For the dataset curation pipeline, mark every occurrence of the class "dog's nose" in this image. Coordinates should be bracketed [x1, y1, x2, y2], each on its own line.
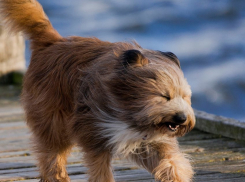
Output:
[173, 112, 187, 124]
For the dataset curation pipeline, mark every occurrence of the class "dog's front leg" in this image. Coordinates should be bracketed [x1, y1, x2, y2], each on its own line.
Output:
[153, 139, 193, 182]
[128, 139, 193, 182]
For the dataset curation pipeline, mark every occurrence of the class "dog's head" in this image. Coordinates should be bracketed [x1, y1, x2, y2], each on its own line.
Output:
[109, 49, 195, 138]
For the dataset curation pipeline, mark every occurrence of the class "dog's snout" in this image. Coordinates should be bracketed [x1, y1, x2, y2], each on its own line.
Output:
[173, 112, 187, 124]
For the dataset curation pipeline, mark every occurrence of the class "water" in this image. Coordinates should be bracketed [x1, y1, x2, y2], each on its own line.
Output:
[25, 0, 245, 122]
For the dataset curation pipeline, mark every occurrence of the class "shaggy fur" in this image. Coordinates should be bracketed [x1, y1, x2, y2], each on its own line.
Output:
[0, 0, 196, 181]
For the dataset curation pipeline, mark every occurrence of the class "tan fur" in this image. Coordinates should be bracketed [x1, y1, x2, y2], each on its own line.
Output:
[128, 138, 193, 182]
[0, 0, 61, 48]
[0, 0, 195, 181]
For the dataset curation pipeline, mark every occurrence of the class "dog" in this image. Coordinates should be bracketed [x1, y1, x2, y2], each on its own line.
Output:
[0, 0, 196, 181]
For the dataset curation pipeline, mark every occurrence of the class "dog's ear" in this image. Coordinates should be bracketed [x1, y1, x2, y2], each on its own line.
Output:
[159, 51, 180, 68]
[122, 50, 148, 67]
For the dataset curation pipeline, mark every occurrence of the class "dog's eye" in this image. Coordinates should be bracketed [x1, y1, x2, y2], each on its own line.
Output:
[161, 95, 170, 101]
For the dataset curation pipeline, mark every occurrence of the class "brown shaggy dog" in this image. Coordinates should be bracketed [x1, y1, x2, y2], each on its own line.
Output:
[0, 0, 196, 181]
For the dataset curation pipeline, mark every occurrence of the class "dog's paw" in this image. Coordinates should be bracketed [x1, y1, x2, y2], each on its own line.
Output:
[39, 177, 70, 182]
[153, 154, 193, 182]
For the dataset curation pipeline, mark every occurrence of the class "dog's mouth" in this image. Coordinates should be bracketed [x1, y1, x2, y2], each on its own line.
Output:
[142, 122, 183, 140]
[167, 122, 179, 132]
[156, 122, 180, 132]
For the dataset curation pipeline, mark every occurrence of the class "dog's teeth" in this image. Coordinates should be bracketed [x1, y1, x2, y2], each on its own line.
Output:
[169, 125, 174, 131]
[168, 124, 179, 132]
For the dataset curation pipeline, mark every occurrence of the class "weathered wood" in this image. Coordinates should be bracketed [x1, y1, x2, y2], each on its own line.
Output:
[0, 108, 24, 118]
[195, 110, 245, 141]
[0, 140, 30, 153]
[0, 150, 31, 158]
[195, 172, 245, 182]
[0, 103, 245, 181]
[195, 161, 245, 173]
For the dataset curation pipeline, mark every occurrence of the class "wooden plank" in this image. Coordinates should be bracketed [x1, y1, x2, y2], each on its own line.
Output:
[0, 150, 31, 158]
[68, 169, 154, 182]
[195, 160, 245, 173]
[0, 162, 35, 171]
[0, 162, 140, 181]
[0, 128, 29, 140]
[114, 169, 153, 181]
[0, 166, 37, 175]
[0, 114, 25, 123]
[16, 167, 243, 182]
[191, 150, 245, 163]
[0, 170, 39, 181]
[195, 110, 245, 141]
[9, 180, 39, 182]
[180, 138, 245, 151]
[0, 107, 245, 181]
[195, 172, 245, 182]
[0, 121, 26, 129]
[0, 107, 23, 117]
[178, 132, 220, 142]
[0, 140, 30, 153]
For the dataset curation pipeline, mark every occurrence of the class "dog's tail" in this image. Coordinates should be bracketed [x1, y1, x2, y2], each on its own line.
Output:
[0, 0, 62, 48]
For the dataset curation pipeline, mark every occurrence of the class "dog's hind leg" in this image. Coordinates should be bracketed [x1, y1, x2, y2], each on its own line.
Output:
[36, 144, 72, 182]
[25, 110, 72, 182]
[82, 150, 115, 182]
[31, 130, 72, 182]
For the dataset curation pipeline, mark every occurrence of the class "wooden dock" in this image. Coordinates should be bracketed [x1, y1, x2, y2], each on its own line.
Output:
[1, 89, 245, 181]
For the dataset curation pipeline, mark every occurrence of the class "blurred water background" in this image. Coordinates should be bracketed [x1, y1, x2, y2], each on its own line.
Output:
[25, 0, 245, 122]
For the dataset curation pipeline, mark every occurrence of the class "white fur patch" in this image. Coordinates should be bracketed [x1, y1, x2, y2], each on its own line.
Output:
[95, 107, 174, 158]
[94, 108, 143, 156]
[98, 120, 145, 157]
[97, 120, 171, 158]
